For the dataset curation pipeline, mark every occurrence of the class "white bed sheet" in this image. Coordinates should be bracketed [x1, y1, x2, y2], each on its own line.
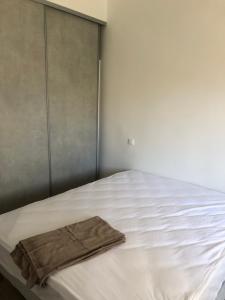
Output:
[1, 171, 225, 300]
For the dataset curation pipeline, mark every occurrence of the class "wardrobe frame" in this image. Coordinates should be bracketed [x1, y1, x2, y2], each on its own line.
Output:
[0, 0, 104, 213]
[34, 0, 106, 25]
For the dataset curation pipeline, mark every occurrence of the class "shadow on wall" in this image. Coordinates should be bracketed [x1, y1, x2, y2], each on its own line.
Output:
[100, 169, 129, 178]
[0, 171, 97, 215]
[0, 183, 50, 215]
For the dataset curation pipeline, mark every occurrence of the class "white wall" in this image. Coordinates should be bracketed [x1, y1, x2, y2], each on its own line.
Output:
[101, 0, 225, 191]
[47, 0, 107, 22]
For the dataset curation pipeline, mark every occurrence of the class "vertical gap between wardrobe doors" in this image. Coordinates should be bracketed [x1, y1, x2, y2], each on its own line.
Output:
[96, 24, 102, 180]
[43, 5, 53, 196]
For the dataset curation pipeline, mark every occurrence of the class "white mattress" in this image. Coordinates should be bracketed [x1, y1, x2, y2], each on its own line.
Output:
[1, 170, 225, 300]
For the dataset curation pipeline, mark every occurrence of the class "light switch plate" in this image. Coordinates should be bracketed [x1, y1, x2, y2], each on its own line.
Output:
[128, 138, 135, 146]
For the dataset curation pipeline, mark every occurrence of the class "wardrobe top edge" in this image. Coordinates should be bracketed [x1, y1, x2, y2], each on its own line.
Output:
[32, 0, 107, 26]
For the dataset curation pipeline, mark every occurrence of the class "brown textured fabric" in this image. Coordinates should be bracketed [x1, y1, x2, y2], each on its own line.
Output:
[11, 217, 125, 288]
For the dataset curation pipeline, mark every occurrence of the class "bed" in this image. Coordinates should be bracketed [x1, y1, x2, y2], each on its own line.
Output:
[1, 170, 225, 300]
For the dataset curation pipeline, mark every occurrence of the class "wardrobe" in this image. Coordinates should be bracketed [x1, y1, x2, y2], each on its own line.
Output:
[0, 0, 101, 213]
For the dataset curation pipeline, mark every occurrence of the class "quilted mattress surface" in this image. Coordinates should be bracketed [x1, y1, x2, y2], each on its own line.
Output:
[1, 171, 225, 300]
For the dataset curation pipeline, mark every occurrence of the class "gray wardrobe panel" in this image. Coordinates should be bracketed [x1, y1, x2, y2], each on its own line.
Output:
[46, 8, 99, 195]
[0, 0, 50, 213]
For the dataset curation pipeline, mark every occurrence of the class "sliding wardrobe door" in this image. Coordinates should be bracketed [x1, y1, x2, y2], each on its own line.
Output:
[46, 8, 99, 195]
[0, 0, 49, 213]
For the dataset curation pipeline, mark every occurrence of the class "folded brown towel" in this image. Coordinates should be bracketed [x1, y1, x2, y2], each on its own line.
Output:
[11, 216, 125, 288]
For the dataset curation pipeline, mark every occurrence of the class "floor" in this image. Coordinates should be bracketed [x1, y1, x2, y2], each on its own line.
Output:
[0, 273, 25, 300]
